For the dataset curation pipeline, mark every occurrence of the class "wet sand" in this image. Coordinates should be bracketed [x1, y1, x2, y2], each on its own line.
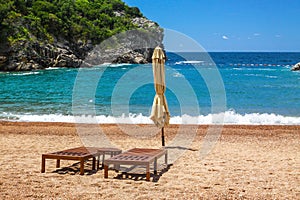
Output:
[0, 121, 299, 199]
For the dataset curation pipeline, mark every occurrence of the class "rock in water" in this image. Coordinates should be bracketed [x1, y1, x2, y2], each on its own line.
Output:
[291, 62, 300, 71]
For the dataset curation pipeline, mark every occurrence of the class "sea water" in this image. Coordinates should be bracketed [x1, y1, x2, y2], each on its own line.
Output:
[0, 52, 300, 125]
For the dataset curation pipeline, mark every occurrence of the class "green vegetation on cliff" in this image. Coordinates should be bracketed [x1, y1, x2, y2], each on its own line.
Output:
[0, 0, 143, 45]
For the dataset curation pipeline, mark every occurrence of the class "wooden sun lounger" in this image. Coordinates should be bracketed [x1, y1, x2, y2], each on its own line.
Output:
[41, 146, 121, 175]
[104, 148, 168, 181]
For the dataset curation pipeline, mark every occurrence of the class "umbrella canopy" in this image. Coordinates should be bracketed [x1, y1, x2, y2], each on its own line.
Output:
[150, 46, 170, 146]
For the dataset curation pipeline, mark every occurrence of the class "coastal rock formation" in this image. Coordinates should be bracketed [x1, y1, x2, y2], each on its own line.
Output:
[83, 28, 163, 66]
[82, 15, 163, 66]
[291, 62, 300, 71]
[0, 40, 88, 71]
[0, 17, 162, 71]
[0, 1, 163, 71]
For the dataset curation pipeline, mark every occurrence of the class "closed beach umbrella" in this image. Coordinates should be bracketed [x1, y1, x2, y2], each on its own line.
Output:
[150, 46, 170, 146]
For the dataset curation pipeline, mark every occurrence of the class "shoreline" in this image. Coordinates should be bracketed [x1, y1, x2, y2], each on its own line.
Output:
[2, 110, 300, 125]
[1, 120, 300, 127]
[1, 121, 299, 199]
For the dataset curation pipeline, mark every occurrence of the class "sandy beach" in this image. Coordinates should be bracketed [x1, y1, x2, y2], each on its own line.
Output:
[0, 121, 299, 199]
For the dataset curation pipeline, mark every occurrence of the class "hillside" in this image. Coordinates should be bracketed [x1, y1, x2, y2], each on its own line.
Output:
[0, 0, 163, 71]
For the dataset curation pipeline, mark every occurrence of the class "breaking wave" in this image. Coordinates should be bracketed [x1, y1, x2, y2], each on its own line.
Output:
[1, 111, 300, 125]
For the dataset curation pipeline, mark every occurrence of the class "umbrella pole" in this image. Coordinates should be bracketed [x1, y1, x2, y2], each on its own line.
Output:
[161, 127, 165, 146]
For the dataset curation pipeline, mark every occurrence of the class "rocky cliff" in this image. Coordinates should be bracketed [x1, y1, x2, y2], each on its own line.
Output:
[83, 17, 163, 67]
[0, 0, 163, 71]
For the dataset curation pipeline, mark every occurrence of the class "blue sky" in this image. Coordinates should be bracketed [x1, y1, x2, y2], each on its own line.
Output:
[123, 0, 300, 52]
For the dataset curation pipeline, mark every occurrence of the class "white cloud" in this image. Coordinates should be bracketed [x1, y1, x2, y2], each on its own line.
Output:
[253, 33, 260, 36]
[222, 35, 229, 40]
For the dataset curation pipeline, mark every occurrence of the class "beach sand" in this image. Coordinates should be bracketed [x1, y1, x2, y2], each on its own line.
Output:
[0, 121, 299, 199]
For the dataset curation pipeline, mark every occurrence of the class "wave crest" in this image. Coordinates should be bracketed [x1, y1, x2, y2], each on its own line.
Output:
[1, 111, 300, 125]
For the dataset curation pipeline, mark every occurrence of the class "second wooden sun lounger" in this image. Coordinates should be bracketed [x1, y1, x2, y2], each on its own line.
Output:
[104, 148, 168, 181]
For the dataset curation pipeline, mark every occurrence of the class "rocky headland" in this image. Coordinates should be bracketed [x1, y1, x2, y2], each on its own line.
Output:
[0, 0, 163, 71]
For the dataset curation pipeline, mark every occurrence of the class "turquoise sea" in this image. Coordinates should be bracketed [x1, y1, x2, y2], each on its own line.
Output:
[1, 52, 300, 125]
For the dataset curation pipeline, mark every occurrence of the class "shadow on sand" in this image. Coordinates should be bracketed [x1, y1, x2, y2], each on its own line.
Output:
[113, 164, 173, 182]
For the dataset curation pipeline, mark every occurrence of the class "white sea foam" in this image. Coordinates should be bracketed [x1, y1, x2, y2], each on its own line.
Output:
[9, 72, 40, 76]
[265, 75, 278, 78]
[175, 60, 204, 65]
[1, 111, 300, 125]
[233, 67, 277, 71]
[232, 68, 244, 70]
[107, 63, 132, 68]
[45, 67, 60, 70]
[244, 73, 261, 77]
[173, 72, 184, 77]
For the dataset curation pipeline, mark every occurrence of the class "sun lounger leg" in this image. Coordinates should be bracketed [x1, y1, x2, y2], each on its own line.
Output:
[92, 157, 96, 170]
[80, 159, 84, 175]
[41, 156, 46, 173]
[146, 164, 150, 181]
[154, 158, 157, 174]
[97, 155, 100, 170]
[104, 165, 108, 178]
[102, 154, 105, 168]
[56, 159, 60, 168]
